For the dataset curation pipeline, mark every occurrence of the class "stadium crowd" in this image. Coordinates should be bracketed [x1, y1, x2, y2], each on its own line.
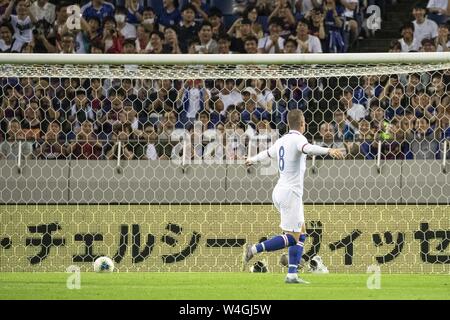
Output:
[0, 0, 449, 161]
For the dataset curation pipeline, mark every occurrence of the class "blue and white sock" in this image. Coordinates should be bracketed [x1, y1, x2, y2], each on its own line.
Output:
[288, 234, 306, 274]
[252, 234, 296, 254]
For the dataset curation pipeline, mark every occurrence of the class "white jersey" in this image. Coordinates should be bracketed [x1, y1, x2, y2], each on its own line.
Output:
[267, 130, 309, 197]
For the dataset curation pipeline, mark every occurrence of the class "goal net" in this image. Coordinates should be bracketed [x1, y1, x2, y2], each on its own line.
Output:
[0, 53, 449, 273]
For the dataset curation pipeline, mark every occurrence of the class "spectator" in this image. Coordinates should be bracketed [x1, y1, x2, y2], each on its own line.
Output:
[388, 39, 402, 52]
[322, 0, 345, 53]
[333, 108, 354, 140]
[404, 73, 425, 98]
[69, 120, 102, 160]
[141, 7, 158, 31]
[296, 0, 323, 18]
[177, 79, 209, 128]
[242, 5, 264, 39]
[195, 21, 218, 53]
[258, 17, 285, 53]
[228, 18, 254, 53]
[0, 118, 34, 160]
[115, 6, 137, 40]
[412, 2, 439, 43]
[268, 0, 297, 36]
[21, 100, 43, 140]
[369, 102, 390, 139]
[85, 16, 103, 45]
[34, 121, 68, 159]
[69, 88, 96, 134]
[2, 0, 38, 50]
[90, 39, 104, 53]
[428, 72, 450, 107]
[412, 89, 437, 123]
[410, 117, 440, 159]
[0, 22, 21, 52]
[164, 26, 182, 53]
[224, 106, 242, 131]
[385, 85, 407, 120]
[382, 118, 407, 160]
[177, 3, 198, 53]
[292, 18, 323, 53]
[159, 0, 181, 28]
[105, 124, 135, 160]
[217, 33, 231, 54]
[398, 22, 421, 52]
[190, 0, 210, 24]
[208, 7, 225, 37]
[339, 87, 367, 131]
[218, 79, 243, 113]
[149, 30, 171, 53]
[147, 79, 178, 122]
[59, 32, 76, 54]
[249, 79, 275, 111]
[0, 0, 8, 16]
[283, 38, 298, 53]
[353, 75, 383, 107]
[136, 123, 159, 160]
[135, 24, 152, 53]
[53, 3, 69, 41]
[244, 35, 259, 53]
[427, 0, 449, 25]
[122, 38, 137, 53]
[30, 0, 55, 24]
[208, 98, 227, 126]
[156, 110, 177, 159]
[197, 110, 213, 130]
[317, 122, 345, 156]
[341, 0, 360, 48]
[350, 118, 377, 160]
[125, 0, 144, 25]
[421, 37, 437, 51]
[306, 8, 326, 45]
[102, 16, 124, 53]
[436, 21, 450, 51]
[239, 87, 270, 125]
[81, 0, 115, 25]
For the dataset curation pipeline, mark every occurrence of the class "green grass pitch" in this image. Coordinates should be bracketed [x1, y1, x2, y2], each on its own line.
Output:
[0, 273, 449, 300]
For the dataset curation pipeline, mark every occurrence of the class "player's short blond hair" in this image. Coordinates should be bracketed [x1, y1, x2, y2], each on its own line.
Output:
[287, 109, 305, 130]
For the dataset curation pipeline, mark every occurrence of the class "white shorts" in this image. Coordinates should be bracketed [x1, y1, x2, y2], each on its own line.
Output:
[272, 185, 304, 232]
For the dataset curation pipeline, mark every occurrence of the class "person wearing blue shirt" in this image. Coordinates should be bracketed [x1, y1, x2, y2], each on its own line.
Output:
[385, 85, 408, 120]
[353, 75, 383, 107]
[159, 0, 181, 28]
[81, 0, 115, 24]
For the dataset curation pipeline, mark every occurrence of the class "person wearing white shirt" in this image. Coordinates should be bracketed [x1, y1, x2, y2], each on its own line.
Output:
[427, 0, 449, 25]
[115, 7, 136, 40]
[30, 0, 55, 24]
[436, 22, 450, 51]
[412, 3, 439, 43]
[398, 22, 421, 52]
[218, 79, 243, 113]
[293, 18, 323, 53]
[0, 22, 22, 52]
[2, 0, 37, 49]
[258, 18, 285, 53]
[340, 87, 367, 134]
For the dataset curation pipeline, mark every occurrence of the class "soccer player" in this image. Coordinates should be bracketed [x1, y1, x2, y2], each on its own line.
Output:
[244, 109, 344, 283]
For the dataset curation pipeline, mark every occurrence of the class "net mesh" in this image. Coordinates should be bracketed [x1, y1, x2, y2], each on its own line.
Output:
[0, 58, 449, 273]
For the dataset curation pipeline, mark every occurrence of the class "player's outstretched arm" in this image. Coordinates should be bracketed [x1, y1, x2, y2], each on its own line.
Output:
[245, 144, 277, 166]
[301, 143, 345, 159]
[245, 150, 268, 166]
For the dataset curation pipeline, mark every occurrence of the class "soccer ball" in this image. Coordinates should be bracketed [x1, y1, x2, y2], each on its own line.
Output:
[93, 256, 115, 273]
